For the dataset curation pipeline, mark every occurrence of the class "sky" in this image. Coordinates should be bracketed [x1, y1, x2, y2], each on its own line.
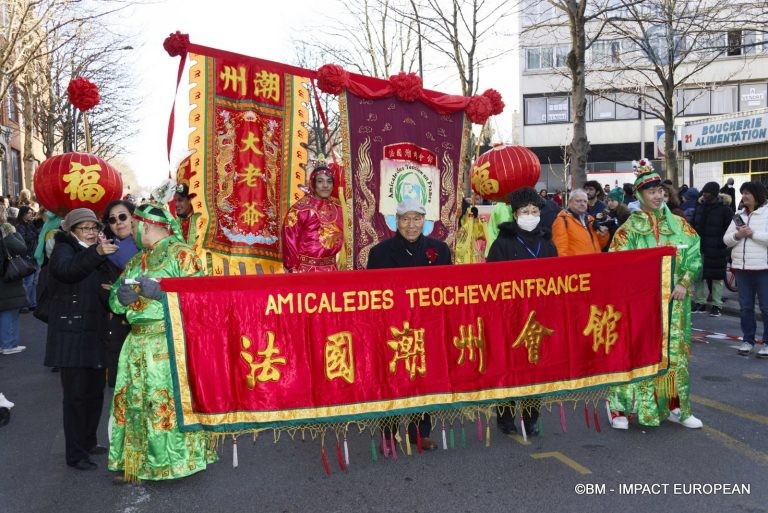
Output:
[117, 0, 518, 193]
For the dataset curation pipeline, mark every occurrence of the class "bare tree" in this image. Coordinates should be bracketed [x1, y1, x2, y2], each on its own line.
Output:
[300, 0, 419, 78]
[593, 0, 767, 184]
[292, 41, 342, 160]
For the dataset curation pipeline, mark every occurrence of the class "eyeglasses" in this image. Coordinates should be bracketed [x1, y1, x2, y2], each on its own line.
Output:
[108, 213, 129, 225]
[75, 225, 100, 233]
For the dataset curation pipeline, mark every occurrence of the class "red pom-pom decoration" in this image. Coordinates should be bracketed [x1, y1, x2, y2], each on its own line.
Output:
[389, 72, 423, 102]
[67, 77, 100, 112]
[466, 95, 493, 125]
[482, 89, 505, 115]
[316, 64, 349, 95]
[163, 31, 190, 57]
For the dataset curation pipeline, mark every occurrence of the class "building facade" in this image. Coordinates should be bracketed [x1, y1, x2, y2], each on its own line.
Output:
[517, 1, 768, 196]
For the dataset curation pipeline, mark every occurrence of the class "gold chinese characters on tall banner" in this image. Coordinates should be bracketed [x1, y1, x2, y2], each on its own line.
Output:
[324, 331, 355, 384]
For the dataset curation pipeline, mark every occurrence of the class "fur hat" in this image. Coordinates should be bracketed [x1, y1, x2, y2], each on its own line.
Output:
[174, 183, 196, 199]
[61, 208, 102, 232]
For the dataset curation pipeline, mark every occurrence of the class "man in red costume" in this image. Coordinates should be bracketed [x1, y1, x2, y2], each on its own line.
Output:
[282, 165, 344, 272]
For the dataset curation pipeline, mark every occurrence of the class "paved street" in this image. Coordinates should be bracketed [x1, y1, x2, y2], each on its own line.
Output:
[1, 302, 766, 513]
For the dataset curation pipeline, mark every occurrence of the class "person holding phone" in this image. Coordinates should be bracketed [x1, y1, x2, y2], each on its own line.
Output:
[723, 181, 768, 358]
[44, 208, 119, 471]
[100, 200, 138, 387]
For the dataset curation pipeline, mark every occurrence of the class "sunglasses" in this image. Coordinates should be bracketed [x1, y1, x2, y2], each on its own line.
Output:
[108, 213, 129, 225]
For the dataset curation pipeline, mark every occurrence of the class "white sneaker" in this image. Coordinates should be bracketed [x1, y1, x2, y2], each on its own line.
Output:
[737, 342, 753, 355]
[610, 415, 629, 430]
[0, 393, 13, 409]
[1, 346, 25, 355]
[667, 408, 703, 428]
[757, 344, 768, 358]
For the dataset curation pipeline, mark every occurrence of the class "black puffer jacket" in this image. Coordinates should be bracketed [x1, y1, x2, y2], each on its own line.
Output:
[692, 200, 734, 280]
[486, 221, 558, 262]
[0, 224, 29, 311]
[43, 231, 112, 369]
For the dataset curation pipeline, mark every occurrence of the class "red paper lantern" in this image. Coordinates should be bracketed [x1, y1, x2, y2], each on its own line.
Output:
[470, 145, 540, 202]
[33, 152, 123, 216]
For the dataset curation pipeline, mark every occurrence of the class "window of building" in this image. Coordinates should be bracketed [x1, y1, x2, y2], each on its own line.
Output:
[615, 92, 640, 119]
[711, 85, 738, 114]
[10, 149, 21, 197]
[522, 0, 556, 27]
[592, 40, 624, 65]
[524, 97, 547, 125]
[677, 88, 710, 116]
[740, 83, 767, 110]
[593, 93, 616, 120]
[727, 30, 743, 56]
[555, 45, 569, 68]
[525, 47, 558, 70]
[546, 96, 569, 123]
[584, 95, 594, 121]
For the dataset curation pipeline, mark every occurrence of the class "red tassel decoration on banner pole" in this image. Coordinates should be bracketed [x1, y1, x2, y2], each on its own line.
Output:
[321, 446, 332, 476]
[593, 405, 602, 432]
[584, 402, 591, 429]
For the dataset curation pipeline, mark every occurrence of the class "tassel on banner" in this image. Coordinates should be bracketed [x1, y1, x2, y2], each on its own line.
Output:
[449, 426, 455, 449]
[406, 432, 412, 456]
[381, 430, 389, 458]
[584, 402, 591, 430]
[593, 405, 602, 433]
[389, 432, 398, 461]
[232, 436, 238, 468]
[321, 446, 332, 476]
[336, 440, 346, 471]
[485, 417, 490, 448]
[537, 416, 544, 437]
[343, 434, 350, 467]
[559, 402, 567, 433]
[371, 436, 378, 462]
[520, 414, 528, 442]
[461, 422, 467, 448]
[476, 416, 483, 442]
[441, 423, 448, 450]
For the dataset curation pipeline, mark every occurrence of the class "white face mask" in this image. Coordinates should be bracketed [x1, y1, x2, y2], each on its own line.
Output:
[517, 214, 540, 232]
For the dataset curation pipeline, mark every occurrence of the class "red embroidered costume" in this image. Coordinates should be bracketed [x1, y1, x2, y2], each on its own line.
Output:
[282, 166, 344, 272]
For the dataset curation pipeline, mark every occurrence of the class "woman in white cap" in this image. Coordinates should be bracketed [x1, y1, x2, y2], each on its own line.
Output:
[44, 208, 118, 471]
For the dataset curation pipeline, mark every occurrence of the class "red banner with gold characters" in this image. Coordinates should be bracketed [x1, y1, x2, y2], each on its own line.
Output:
[183, 44, 311, 275]
[163, 247, 675, 432]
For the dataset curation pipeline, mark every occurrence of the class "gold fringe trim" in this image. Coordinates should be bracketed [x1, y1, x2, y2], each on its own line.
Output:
[123, 447, 142, 484]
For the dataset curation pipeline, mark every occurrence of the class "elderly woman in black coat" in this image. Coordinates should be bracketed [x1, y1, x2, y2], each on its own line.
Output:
[486, 187, 557, 436]
[0, 206, 29, 355]
[43, 208, 118, 471]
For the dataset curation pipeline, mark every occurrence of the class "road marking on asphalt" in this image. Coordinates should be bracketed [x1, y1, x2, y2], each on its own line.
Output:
[691, 394, 768, 425]
[701, 426, 768, 467]
[530, 451, 591, 475]
[743, 373, 767, 381]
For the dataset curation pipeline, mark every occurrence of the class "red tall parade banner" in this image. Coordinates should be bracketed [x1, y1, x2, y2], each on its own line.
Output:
[162, 247, 674, 433]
